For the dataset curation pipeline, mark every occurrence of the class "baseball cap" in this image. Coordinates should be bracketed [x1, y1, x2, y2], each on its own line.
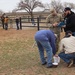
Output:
[64, 7, 71, 12]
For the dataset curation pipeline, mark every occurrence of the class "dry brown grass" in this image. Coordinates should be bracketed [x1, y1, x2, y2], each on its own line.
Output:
[0, 28, 75, 75]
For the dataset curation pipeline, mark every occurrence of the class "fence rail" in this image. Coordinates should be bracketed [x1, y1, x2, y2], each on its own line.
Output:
[19, 17, 48, 30]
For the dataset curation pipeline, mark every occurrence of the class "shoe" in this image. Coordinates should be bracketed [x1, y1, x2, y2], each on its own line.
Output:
[46, 65, 53, 68]
[42, 62, 47, 65]
[46, 65, 58, 68]
[52, 65, 58, 68]
[73, 59, 75, 64]
[67, 59, 73, 68]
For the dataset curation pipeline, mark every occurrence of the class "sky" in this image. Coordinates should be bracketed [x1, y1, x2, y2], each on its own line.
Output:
[0, 0, 75, 12]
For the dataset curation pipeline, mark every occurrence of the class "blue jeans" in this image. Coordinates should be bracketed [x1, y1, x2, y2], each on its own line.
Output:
[59, 52, 75, 63]
[36, 40, 53, 66]
[16, 22, 19, 30]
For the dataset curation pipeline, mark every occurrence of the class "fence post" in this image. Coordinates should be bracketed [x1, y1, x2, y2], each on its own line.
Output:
[19, 17, 22, 30]
[37, 17, 40, 31]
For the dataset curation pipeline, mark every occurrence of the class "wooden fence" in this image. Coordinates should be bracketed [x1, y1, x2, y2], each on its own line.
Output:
[19, 17, 48, 30]
[0, 17, 48, 30]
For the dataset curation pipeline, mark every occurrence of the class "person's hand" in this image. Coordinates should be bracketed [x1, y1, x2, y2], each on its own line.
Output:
[53, 22, 58, 27]
[54, 54, 58, 57]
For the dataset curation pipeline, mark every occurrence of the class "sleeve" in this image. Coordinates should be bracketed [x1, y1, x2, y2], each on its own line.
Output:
[57, 22, 65, 27]
[50, 35, 56, 55]
[59, 41, 63, 51]
[60, 14, 64, 22]
[46, 15, 50, 23]
[66, 15, 75, 27]
[56, 40, 64, 54]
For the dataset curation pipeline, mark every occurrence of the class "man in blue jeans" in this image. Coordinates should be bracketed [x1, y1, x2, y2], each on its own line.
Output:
[35, 30, 57, 68]
[58, 31, 75, 67]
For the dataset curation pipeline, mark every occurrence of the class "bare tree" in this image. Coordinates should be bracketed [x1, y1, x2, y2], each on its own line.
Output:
[0, 10, 4, 15]
[44, 3, 51, 9]
[63, 2, 75, 9]
[50, 0, 75, 13]
[12, 8, 18, 13]
[17, 0, 44, 18]
[50, 0, 64, 13]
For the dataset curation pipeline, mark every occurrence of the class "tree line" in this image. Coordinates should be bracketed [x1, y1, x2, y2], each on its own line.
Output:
[0, 0, 75, 18]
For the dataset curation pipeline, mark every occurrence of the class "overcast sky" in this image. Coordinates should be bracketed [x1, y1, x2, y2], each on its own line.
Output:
[0, 0, 75, 12]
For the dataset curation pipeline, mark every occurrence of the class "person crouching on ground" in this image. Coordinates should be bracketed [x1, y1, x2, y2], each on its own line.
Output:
[34, 29, 57, 68]
[58, 31, 75, 67]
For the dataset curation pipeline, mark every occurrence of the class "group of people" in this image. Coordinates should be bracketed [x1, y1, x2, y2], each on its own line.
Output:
[34, 7, 75, 68]
[1, 13, 20, 30]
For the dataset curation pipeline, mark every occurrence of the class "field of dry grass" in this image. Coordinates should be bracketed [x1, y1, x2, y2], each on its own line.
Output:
[0, 28, 75, 75]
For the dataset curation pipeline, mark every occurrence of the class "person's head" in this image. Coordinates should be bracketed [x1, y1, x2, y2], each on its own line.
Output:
[50, 9, 57, 16]
[65, 30, 72, 37]
[6, 16, 8, 18]
[64, 7, 71, 16]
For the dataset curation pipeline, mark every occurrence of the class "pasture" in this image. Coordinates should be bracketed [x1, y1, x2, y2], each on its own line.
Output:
[0, 28, 75, 75]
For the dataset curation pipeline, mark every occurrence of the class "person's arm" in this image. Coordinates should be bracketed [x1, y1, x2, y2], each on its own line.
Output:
[56, 40, 64, 54]
[57, 22, 65, 27]
[46, 15, 54, 27]
[52, 22, 58, 27]
[66, 15, 75, 27]
[50, 35, 56, 55]
[46, 15, 50, 23]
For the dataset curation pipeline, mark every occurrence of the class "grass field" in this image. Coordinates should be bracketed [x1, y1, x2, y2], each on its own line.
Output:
[0, 28, 75, 75]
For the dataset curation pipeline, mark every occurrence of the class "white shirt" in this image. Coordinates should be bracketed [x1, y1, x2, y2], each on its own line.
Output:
[59, 36, 75, 54]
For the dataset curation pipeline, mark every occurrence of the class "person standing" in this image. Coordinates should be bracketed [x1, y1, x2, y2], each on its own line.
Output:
[1, 13, 5, 29]
[46, 9, 63, 51]
[34, 30, 57, 68]
[63, 7, 75, 36]
[58, 31, 75, 67]
[15, 17, 20, 30]
[4, 16, 9, 30]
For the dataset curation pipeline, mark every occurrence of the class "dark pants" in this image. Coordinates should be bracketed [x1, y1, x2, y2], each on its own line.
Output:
[2, 21, 4, 29]
[5, 23, 8, 30]
[16, 22, 19, 30]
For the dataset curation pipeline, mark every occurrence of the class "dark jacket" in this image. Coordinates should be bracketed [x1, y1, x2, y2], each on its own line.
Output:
[64, 11, 75, 32]
[15, 18, 19, 23]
